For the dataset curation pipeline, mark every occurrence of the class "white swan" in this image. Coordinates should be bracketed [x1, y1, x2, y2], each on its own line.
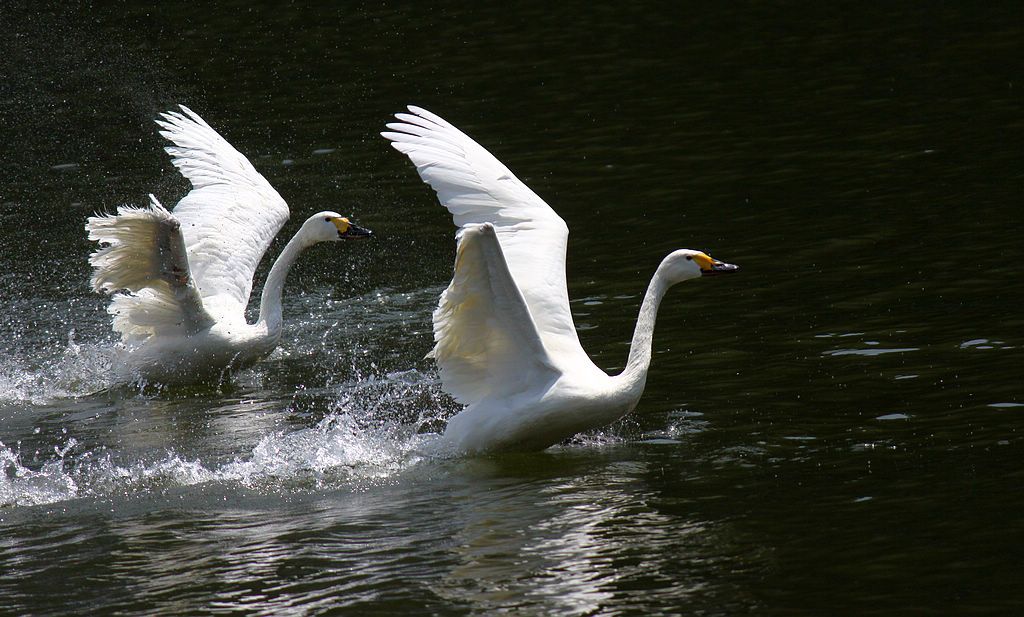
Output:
[383, 106, 738, 454]
[87, 106, 372, 384]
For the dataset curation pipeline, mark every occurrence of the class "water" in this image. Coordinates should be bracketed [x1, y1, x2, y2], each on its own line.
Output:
[2, 2, 1022, 614]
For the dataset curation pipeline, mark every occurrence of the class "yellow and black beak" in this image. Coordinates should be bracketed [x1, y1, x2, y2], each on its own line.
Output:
[693, 252, 739, 277]
[332, 217, 373, 240]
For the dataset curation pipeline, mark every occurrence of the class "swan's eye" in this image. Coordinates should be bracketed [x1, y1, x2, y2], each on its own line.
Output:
[324, 216, 332, 222]
[685, 255, 693, 261]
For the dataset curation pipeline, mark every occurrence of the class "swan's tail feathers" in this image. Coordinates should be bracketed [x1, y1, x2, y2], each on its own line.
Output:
[87, 196, 216, 342]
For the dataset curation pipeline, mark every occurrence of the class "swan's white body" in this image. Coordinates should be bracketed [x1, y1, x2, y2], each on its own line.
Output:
[87, 106, 370, 384]
[383, 107, 737, 454]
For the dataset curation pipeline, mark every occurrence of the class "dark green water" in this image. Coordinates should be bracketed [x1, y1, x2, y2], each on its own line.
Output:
[2, 3, 1022, 615]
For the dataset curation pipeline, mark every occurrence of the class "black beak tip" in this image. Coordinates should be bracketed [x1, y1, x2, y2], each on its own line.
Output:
[701, 262, 739, 276]
[341, 224, 373, 239]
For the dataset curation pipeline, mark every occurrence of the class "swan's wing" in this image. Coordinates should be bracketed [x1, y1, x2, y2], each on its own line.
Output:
[382, 106, 587, 361]
[431, 224, 560, 405]
[155, 105, 290, 319]
[87, 196, 216, 343]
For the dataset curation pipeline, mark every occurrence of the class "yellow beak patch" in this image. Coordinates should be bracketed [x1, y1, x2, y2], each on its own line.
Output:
[332, 217, 351, 234]
[692, 252, 716, 271]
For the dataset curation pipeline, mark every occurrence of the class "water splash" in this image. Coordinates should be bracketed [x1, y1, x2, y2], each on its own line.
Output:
[0, 286, 456, 508]
[0, 438, 81, 507]
[222, 412, 440, 487]
[0, 409, 444, 509]
[0, 330, 116, 404]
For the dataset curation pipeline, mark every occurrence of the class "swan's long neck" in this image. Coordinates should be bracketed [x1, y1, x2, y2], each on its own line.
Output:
[616, 263, 673, 394]
[257, 229, 310, 337]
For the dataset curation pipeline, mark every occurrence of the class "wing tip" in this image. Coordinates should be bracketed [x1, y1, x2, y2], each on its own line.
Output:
[396, 105, 451, 129]
[381, 134, 414, 153]
[154, 104, 215, 142]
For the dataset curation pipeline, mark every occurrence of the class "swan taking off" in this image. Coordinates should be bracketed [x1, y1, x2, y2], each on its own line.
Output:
[383, 106, 737, 454]
[87, 106, 372, 384]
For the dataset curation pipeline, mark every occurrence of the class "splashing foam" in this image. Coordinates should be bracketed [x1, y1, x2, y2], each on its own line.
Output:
[1, 412, 442, 509]
[221, 412, 436, 487]
[0, 439, 81, 507]
[0, 331, 116, 404]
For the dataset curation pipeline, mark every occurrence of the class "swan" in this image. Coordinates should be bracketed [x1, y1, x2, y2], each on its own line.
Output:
[383, 106, 738, 454]
[87, 105, 372, 384]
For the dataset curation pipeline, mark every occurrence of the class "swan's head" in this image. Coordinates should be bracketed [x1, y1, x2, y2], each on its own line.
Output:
[661, 249, 738, 284]
[301, 211, 373, 244]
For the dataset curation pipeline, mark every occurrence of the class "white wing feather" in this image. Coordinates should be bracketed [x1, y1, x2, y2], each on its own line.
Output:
[86, 195, 215, 343]
[382, 106, 587, 362]
[155, 105, 289, 320]
[432, 224, 558, 404]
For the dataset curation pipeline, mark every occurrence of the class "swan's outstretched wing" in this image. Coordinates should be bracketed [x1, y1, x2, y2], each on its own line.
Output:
[382, 106, 587, 361]
[87, 195, 216, 343]
[431, 224, 559, 405]
[155, 105, 290, 320]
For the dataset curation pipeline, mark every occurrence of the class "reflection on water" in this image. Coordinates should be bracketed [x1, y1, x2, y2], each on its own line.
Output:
[431, 454, 752, 615]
